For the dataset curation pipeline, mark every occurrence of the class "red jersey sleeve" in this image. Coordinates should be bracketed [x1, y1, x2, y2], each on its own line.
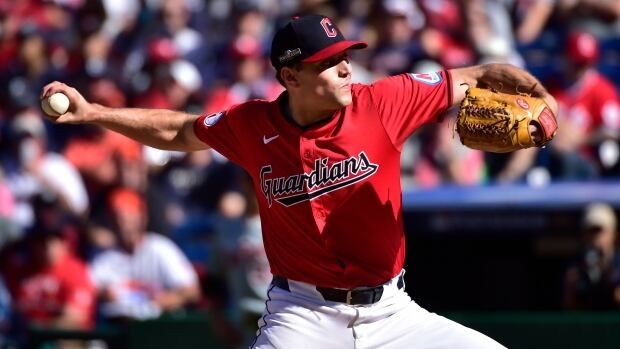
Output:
[193, 104, 247, 166]
[368, 70, 452, 149]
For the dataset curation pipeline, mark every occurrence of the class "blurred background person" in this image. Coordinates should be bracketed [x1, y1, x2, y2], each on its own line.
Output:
[416, 0, 476, 69]
[1, 108, 89, 230]
[89, 188, 200, 321]
[547, 30, 620, 180]
[557, 0, 620, 34]
[0, 24, 66, 118]
[563, 203, 620, 310]
[151, 148, 245, 232]
[203, 32, 282, 114]
[370, 0, 429, 76]
[465, 0, 554, 65]
[411, 111, 486, 188]
[131, 39, 203, 113]
[1, 193, 95, 342]
[213, 174, 271, 345]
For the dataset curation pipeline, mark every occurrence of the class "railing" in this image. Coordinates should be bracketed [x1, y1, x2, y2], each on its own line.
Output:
[448, 311, 620, 349]
[23, 311, 620, 349]
[25, 312, 225, 349]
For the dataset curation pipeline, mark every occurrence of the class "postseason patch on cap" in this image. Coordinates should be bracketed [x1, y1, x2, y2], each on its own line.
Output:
[279, 48, 302, 64]
[409, 72, 443, 85]
[204, 111, 224, 127]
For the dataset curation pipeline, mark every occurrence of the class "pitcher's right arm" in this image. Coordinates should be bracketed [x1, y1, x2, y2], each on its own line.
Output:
[41, 81, 208, 152]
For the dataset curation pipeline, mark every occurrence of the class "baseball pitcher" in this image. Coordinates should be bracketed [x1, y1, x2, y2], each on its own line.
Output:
[41, 14, 557, 349]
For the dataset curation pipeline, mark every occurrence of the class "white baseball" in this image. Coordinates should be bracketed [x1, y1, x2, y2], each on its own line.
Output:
[41, 92, 70, 117]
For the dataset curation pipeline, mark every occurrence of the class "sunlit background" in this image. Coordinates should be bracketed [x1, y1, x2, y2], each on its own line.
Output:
[0, 0, 619, 348]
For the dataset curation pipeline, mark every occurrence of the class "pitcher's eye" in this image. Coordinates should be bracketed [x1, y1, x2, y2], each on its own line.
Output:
[320, 54, 348, 69]
[320, 59, 334, 69]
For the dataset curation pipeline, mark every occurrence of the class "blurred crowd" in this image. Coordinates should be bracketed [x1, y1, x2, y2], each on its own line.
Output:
[0, 0, 619, 348]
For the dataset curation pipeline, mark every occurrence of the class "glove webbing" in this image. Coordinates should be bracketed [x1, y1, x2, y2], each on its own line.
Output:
[458, 105, 513, 137]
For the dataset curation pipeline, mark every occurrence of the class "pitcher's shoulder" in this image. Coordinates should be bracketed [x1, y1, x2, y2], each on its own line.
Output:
[228, 98, 275, 118]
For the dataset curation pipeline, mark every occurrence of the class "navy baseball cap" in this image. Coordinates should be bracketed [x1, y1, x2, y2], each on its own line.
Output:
[270, 14, 367, 69]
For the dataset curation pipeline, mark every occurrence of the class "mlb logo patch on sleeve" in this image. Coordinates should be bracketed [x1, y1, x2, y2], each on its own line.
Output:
[204, 111, 224, 127]
[409, 72, 442, 85]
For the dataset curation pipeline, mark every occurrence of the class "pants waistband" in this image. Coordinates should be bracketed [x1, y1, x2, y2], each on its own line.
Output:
[271, 273, 405, 305]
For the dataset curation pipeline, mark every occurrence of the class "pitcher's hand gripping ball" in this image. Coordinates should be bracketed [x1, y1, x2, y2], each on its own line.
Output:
[41, 92, 70, 117]
[456, 87, 558, 153]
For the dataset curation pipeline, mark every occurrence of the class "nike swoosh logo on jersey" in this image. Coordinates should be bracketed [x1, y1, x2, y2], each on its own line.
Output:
[263, 134, 279, 144]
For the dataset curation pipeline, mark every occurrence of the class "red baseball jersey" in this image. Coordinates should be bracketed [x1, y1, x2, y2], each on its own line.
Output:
[553, 70, 620, 134]
[195, 71, 452, 288]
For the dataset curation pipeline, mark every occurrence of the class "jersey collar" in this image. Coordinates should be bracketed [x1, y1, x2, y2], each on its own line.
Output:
[274, 92, 342, 137]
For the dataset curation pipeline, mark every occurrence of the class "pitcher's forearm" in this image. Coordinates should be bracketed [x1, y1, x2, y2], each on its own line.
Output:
[88, 104, 207, 151]
[41, 81, 210, 151]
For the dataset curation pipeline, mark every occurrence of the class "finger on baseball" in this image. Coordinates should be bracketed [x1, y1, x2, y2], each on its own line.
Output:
[45, 83, 69, 98]
[41, 81, 65, 98]
[42, 82, 78, 101]
[40, 81, 55, 98]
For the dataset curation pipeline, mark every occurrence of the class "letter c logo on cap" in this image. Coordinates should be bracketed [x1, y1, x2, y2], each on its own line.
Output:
[321, 18, 337, 38]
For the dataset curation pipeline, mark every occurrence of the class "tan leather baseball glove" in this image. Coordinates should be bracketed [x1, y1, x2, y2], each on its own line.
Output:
[456, 87, 558, 153]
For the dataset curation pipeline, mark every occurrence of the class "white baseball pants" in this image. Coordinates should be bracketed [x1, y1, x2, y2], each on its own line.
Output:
[251, 271, 507, 349]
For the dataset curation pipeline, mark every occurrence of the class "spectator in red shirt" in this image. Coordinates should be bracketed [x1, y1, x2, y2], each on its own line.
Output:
[7, 226, 95, 330]
[549, 30, 620, 178]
